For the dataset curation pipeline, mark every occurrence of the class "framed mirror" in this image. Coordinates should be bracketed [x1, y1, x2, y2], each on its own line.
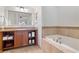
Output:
[8, 11, 32, 26]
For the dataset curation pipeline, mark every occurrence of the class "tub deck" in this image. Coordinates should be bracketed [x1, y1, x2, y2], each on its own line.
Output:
[42, 35, 79, 53]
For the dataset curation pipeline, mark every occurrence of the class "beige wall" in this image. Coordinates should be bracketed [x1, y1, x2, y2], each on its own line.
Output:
[42, 26, 79, 39]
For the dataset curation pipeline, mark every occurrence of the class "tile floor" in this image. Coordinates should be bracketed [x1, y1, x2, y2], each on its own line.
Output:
[3, 46, 44, 53]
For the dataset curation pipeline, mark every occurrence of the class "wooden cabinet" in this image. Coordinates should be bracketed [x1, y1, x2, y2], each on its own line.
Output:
[14, 31, 28, 48]
[14, 31, 22, 48]
[22, 31, 28, 46]
[0, 29, 37, 52]
[0, 32, 2, 52]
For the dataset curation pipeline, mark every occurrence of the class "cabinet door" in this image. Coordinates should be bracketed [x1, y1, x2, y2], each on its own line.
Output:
[22, 31, 28, 46]
[14, 31, 22, 48]
[0, 32, 2, 51]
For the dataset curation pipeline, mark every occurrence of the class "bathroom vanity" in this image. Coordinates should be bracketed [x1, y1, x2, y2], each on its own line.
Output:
[0, 6, 41, 52]
[0, 27, 38, 52]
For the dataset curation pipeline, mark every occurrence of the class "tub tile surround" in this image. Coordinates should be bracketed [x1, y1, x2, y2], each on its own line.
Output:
[42, 26, 79, 39]
[57, 27, 79, 39]
[42, 39, 63, 53]
[42, 27, 57, 36]
[42, 26, 79, 53]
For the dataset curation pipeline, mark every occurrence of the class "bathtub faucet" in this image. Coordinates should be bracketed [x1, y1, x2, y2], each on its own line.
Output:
[57, 37, 62, 44]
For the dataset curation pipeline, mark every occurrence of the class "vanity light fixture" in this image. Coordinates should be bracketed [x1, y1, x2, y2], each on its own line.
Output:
[16, 6, 29, 12]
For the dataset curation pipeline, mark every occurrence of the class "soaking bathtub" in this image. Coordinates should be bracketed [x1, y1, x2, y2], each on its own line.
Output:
[43, 35, 79, 53]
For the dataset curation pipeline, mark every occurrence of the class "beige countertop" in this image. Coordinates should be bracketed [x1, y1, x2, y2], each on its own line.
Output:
[0, 27, 37, 32]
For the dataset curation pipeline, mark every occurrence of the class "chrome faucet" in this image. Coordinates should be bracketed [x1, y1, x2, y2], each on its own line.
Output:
[56, 37, 62, 44]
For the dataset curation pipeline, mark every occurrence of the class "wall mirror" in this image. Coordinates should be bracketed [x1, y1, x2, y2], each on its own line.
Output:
[8, 11, 32, 26]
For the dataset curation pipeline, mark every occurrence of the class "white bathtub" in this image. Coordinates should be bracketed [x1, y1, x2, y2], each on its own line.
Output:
[43, 35, 79, 53]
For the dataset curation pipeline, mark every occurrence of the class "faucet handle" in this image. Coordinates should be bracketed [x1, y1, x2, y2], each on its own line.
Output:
[58, 37, 62, 40]
[59, 41, 61, 44]
[56, 39, 58, 42]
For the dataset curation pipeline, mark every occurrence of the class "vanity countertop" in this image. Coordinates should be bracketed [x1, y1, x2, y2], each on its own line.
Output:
[0, 27, 37, 32]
